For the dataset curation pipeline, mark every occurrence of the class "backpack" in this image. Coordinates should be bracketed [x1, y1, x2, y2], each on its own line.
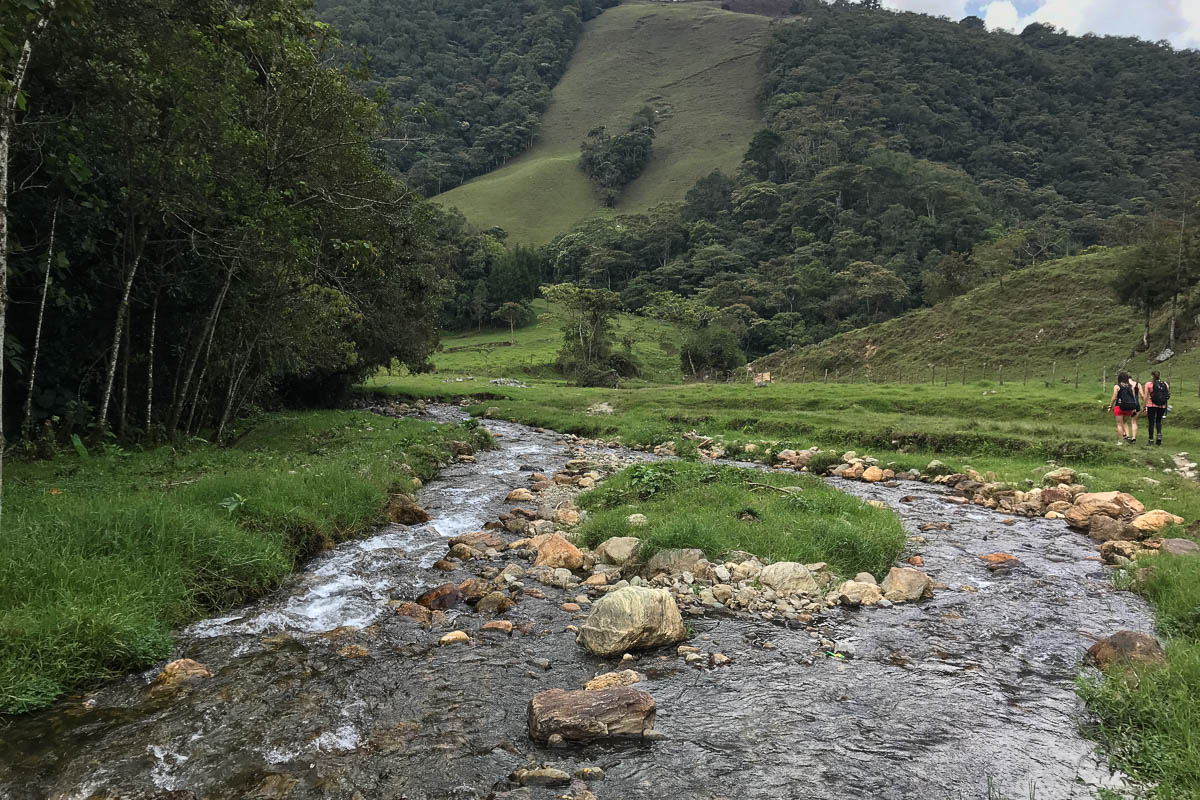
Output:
[1116, 382, 1139, 411]
[1151, 379, 1170, 406]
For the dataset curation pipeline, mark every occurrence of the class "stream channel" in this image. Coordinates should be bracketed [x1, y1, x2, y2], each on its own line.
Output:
[0, 405, 1155, 800]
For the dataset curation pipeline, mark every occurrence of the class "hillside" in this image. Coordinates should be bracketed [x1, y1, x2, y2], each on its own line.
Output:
[754, 248, 1200, 386]
[433, 0, 770, 243]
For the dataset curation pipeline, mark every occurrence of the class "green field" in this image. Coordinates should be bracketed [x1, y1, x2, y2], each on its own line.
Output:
[0, 412, 488, 712]
[408, 300, 682, 382]
[756, 248, 1200, 390]
[433, 0, 770, 244]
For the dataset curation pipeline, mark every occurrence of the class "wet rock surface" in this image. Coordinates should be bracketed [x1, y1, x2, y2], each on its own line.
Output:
[0, 406, 1157, 799]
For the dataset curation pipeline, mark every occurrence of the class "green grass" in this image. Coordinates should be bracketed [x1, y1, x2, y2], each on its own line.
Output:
[0, 410, 489, 713]
[410, 299, 681, 382]
[576, 461, 906, 578]
[434, 0, 770, 244]
[756, 249, 1200, 389]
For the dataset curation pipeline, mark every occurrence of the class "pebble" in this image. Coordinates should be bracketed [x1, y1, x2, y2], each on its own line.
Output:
[530, 657, 551, 671]
[561, 602, 582, 612]
[438, 631, 470, 646]
[711, 652, 731, 666]
[575, 767, 605, 781]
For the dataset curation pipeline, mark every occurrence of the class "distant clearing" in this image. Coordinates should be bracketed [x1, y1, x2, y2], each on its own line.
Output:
[434, 0, 770, 244]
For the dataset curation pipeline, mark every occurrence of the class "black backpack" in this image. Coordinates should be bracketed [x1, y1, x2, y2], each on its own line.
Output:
[1151, 379, 1171, 406]
[1116, 382, 1139, 411]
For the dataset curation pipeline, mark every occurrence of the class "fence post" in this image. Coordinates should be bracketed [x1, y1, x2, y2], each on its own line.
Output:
[1074, 366, 1079, 390]
[1023, 363, 1028, 385]
[999, 364, 1004, 386]
[824, 368, 828, 383]
[931, 365, 936, 385]
[962, 364, 967, 385]
[1051, 361, 1057, 383]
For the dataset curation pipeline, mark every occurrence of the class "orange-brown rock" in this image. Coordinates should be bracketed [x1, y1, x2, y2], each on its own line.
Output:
[481, 620, 514, 635]
[1086, 631, 1166, 670]
[1130, 510, 1185, 536]
[534, 534, 584, 570]
[337, 645, 369, 659]
[394, 601, 433, 625]
[387, 494, 431, 525]
[150, 659, 212, 694]
[584, 669, 642, 691]
[416, 583, 462, 610]
[450, 531, 507, 549]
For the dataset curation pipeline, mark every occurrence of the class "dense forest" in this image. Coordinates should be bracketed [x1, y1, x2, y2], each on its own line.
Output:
[0, 0, 455, 445]
[314, 0, 617, 196]
[531, 1, 1200, 372]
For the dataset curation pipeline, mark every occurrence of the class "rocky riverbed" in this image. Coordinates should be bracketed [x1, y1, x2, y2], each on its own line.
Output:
[0, 406, 1159, 799]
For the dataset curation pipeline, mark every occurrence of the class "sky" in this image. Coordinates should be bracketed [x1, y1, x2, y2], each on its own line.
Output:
[879, 0, 1200, 49]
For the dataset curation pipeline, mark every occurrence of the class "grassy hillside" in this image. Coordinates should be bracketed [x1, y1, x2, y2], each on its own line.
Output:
[389, 300, 682, 382]
[433, 0, 770, 244]
[756, 248, 1200, 388]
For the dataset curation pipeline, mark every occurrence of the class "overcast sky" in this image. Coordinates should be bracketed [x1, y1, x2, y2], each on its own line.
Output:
[879, 0, 1200, 49]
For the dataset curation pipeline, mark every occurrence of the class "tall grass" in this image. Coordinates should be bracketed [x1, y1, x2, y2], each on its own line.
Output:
[0, 411, 488, 713]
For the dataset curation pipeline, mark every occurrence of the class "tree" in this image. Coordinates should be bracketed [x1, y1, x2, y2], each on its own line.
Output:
[541, 282, 621, 384]
[491, 300, 533, 342]
[842, 261, 909, 318]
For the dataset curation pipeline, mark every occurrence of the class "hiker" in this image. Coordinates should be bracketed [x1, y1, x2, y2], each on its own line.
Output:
[1109, 371, 1140, 444]
[1142, 370, 1170, 446]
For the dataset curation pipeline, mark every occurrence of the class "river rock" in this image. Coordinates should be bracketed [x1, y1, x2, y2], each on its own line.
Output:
[1042, 467, 1076, 486]
[533, 534, 584, 570]
[512, 768, 571, 786]
[506, 488, 535, 503]
[439, 631, 471, 646]
[626, 513, 649, 527]
[838, 580, 883, 607]
[1160, 538, 1200, 556]
[387, 494, 431, 525]
[759, 562, 820, 595]
[150, 659, 212, 693]
[394, 601, 433, 625]
[1130, 510, 1185, 536]
[482, 620, 514, 635]
[595, 536, 642, 566]
[1086, 631, 1166, 670]
[643, 548, 706, 577]
[416, 583, 462, 610]
[577, 586, 686, 655]
[862, 466, 885, 482]
[584, 669, 642, 691]
[881, 567, 932, 603]
[1088, 515, 1133, 542]
[527, 687, 657, 742]
[475, 591, 515, 615]
[1099, 540, 1140, 564]
[337, 644, 369, 659]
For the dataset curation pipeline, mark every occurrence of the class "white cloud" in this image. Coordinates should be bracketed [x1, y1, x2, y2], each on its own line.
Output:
[881, 0, 970, 19]
[980, 0, 1200, 49]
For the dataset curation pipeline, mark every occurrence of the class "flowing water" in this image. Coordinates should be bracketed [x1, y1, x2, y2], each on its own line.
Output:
[0, 406, 1155, 800]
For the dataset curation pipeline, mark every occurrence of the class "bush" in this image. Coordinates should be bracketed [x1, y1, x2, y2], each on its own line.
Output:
[806, 450, 844, 474]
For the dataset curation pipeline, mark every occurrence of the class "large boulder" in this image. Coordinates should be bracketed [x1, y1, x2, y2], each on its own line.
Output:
[577, 586, 686, 656]
[1065, 490, 1143, 529]
[862, 466, 885, 483]
[759, 562, 820, 596]
[1086, 631, 1166, 670]
[527, 687, 657, 742]
[881, 567, 932, 603]
[595, 536, 642, 567]
[533, 534, 584, 570]
[1130, 510, 1185, 537]
[1160, 538, 1200, 557]
[1088, 515, 1134, 542]
[1042, 467, 1077, 486]
[643, 548, 706, 577]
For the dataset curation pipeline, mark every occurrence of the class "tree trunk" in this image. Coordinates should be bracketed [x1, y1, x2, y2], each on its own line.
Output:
[145, 293, 157, 440]
[97, 228, 147, 434]
[169, 266, 231, 438]
[1, 1, 58, 524]
[118, 301, 131, 438]
[22, 199, 59, 437]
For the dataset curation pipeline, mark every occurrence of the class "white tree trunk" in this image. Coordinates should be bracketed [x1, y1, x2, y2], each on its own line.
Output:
[1, 0, 58, 525]
[97, 231, 145, 433]
[22, 199, 58, 435]
[145, 293, 156, 437]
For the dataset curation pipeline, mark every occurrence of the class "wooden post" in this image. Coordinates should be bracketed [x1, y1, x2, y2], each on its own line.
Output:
[931, 365, 935, 385]
[1051, 361, 1057, 383]
[824, 368, 828, 383]
[1075, 367, 1079, 390]
[962, 364, 967, 385]
[999, 364, 1003, 386]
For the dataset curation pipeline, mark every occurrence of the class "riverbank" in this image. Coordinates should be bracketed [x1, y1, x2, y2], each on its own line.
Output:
[0, 409, 490, 713]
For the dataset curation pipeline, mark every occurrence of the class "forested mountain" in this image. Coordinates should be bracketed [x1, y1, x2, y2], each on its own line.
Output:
[526, 1, 1200, 370]
[314, 0, 617, 196]
[0, 0, 452, 442]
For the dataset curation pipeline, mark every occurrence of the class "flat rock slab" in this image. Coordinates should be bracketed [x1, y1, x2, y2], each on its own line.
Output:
[527, 687, 657, 742]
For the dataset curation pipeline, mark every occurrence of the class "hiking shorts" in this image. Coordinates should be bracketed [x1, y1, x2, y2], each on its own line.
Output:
[1115, 407, 1137, 417]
